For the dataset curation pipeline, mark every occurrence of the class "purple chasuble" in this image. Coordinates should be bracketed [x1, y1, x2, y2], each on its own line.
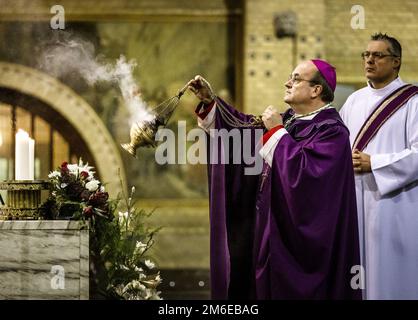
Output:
[253, 108, 361, 299]
[202, 98, 262, 299]
[201, 99, 360, 300]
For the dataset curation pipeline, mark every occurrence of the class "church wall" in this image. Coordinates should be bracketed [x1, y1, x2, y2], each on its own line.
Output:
[242, 0, 418, 114]
[243, 0, 326, 115]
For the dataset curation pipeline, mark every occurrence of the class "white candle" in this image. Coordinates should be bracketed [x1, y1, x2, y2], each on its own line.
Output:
[15, 129, 34, 181]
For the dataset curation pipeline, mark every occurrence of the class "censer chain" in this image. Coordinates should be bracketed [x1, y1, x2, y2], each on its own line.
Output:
[148, 82, 263, 128]
[214, 96, 263, 128]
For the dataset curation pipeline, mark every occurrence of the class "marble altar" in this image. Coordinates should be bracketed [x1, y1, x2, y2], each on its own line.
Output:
[0, 220, 89, 299]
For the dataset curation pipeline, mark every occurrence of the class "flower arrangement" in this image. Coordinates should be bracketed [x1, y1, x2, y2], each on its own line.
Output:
[43, 159, 110, 220]
[41, 159, 162, 300]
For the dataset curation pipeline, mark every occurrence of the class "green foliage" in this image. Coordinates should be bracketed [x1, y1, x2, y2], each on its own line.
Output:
[90, 184, 162, 300]
[43, 161, 162, 300]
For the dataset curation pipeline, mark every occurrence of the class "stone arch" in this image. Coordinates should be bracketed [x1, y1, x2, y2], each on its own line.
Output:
[0, 62, 127, 197]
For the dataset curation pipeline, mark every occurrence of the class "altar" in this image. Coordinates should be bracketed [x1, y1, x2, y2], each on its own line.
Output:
[0, 220, 89, 300]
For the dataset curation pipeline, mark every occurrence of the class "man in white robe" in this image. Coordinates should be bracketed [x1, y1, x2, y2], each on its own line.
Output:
[340, 33, 418, 299]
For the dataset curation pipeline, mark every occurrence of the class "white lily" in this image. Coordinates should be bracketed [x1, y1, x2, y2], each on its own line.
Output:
[48, 171, 61, 178]
[145, 259, 155, 269]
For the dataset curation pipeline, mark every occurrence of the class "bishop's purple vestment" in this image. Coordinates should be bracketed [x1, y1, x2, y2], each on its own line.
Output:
[196, 98, 361, 300]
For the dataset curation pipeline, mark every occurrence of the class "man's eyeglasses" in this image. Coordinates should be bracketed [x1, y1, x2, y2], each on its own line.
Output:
[287, 74, 316, 85]
[361, 51, 399, 60]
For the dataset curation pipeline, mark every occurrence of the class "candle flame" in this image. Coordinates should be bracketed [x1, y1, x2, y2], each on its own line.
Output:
[16, 129, 30, 138]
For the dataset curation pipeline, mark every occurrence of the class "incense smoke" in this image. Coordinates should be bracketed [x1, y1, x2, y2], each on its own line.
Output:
[37, 34, 154, 125]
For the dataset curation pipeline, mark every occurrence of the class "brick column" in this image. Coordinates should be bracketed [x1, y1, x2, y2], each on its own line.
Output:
[243, 0, 325, 114]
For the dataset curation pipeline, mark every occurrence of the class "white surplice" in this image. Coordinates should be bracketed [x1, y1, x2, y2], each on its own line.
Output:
[340, 77, 418, 300]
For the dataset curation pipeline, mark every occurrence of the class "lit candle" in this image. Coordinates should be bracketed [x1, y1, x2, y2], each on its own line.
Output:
[15, 129, 34, 181]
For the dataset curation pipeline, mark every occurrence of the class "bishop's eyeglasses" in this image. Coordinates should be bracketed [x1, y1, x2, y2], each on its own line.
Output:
[287, 74, 316, 85]
[361, 51, 399, 60]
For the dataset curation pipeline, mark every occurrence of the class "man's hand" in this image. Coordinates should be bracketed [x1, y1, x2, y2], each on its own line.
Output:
[187, 75, 215, 104]
[352, 149, 371, 173]
[261, 106, 283, 130]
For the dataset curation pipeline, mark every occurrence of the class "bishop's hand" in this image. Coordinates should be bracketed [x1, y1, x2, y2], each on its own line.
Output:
[261, 106, 283, 130]
[187, 75, 215, 104]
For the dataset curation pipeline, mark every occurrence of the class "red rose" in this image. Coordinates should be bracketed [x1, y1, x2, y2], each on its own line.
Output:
[60, 162, 69, 175]
[83, 206, 94, 218]
[88, 191, 109, 207]
[80, 171, 89, 179]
